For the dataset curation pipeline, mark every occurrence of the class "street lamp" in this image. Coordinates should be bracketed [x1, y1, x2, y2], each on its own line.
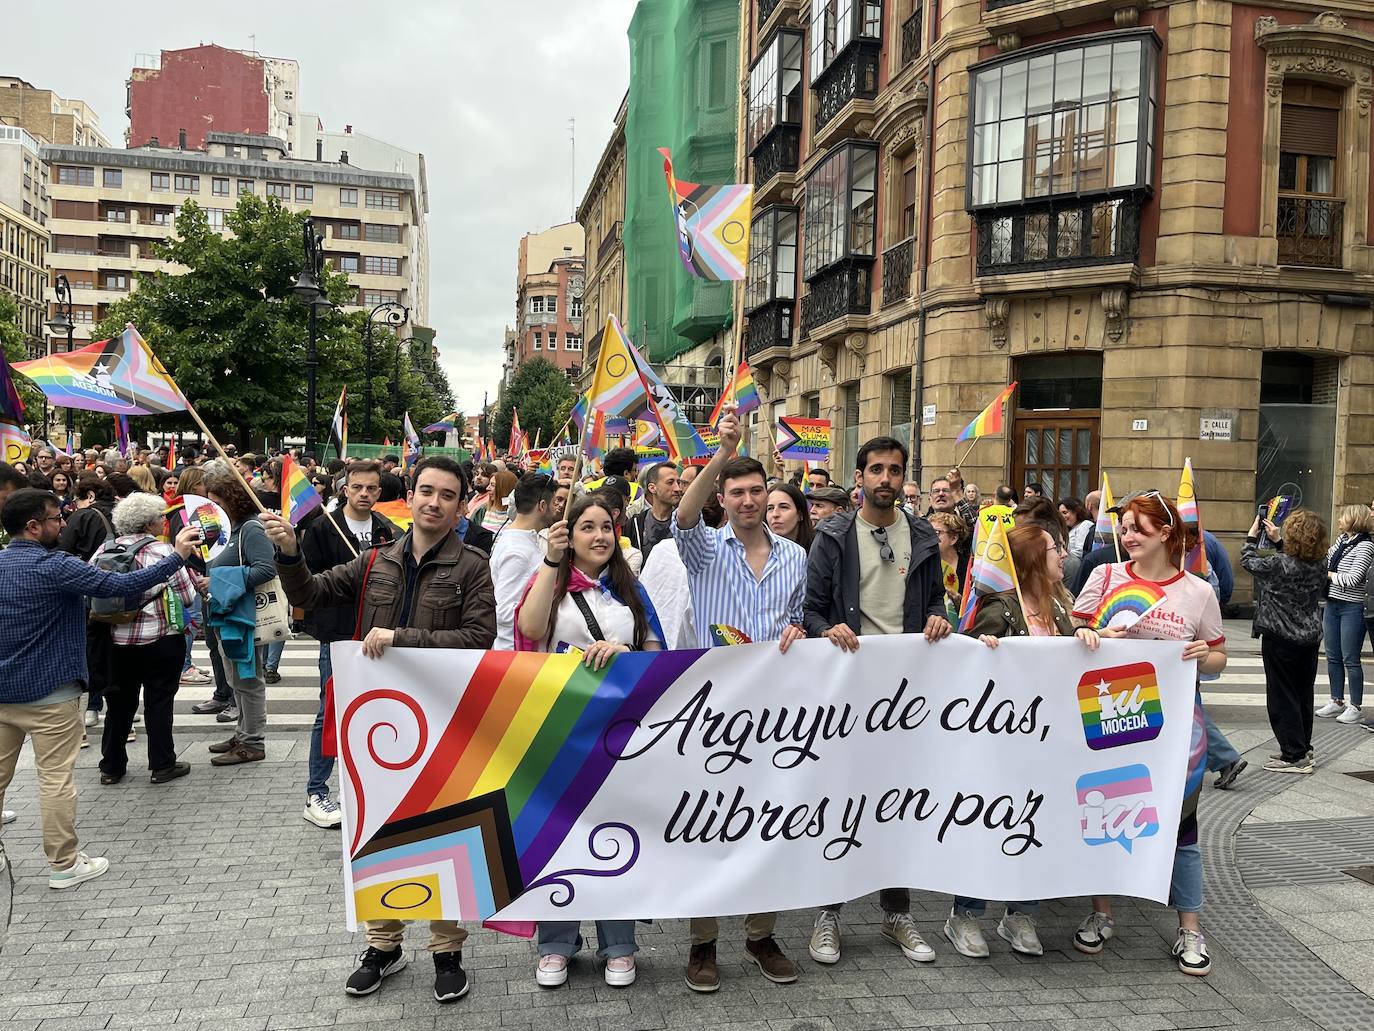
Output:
[390, 336, 415, 422]
[291, 219, 331, 455]
[45, 273, 75, 445]
[364, 300, 408, 442]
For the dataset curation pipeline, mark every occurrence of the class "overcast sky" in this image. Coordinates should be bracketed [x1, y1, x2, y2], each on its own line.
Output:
[8, 0, 637, 418]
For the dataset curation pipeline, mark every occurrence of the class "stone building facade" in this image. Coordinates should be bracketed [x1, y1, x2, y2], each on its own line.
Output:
[739, 0, 1374, 586]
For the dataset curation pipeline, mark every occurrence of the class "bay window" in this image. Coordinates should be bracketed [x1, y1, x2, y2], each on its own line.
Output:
[748, 29, 805, 155]
[803, 142, 878, 279]
[809, 0, 883, 83]
[746, 206, 799, 312]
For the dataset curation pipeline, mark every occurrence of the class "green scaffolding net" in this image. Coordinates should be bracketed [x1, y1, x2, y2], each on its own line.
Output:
[625, 0, 739, 364]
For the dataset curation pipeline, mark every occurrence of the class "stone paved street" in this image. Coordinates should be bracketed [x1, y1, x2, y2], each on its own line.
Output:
[2, 623, 1374, 1031]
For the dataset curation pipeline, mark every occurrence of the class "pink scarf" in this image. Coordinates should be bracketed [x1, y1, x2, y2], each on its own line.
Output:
[511, 564, 601, 652]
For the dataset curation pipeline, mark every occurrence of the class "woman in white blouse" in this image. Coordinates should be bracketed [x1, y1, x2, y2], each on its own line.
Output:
[514, 494, 664, 989]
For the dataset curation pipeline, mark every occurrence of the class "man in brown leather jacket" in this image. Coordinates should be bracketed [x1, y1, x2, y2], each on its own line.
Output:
[261, 454, 495, 1006]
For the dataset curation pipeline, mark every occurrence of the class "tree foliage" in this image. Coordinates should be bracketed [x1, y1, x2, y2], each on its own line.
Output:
[490, 358, 575, 450]
[88, 195, 452, 450]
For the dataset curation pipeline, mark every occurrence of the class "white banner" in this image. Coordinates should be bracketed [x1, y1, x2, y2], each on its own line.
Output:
[333, 635, 1195, 927]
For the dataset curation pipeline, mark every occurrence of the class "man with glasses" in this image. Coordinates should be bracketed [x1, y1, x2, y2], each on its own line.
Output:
[297, 460, 399, 828]
[803, 436, 952, 967]
[0, 489, 202, 888]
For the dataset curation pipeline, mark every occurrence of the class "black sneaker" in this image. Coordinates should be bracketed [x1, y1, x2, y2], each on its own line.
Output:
[264, 668, 282, 684]
[345, 946, 406, 996]
[1214, 759, 1247, 790]
[433, 951, 468, 1003]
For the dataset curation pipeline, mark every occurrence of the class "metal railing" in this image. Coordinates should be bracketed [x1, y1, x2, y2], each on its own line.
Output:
[901, 10, 923, 66]
[752, 124, 802, 186]
[1276, 196, 1343, 268]
[800, 259, 872, 336]
[813, 42, 881, 135]
[975, 192, 1144, 275]
[881, 236, 914, 305]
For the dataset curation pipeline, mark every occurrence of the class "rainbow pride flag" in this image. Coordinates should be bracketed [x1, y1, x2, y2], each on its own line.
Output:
[280, 452, 322, 526]
[955, 382, 1018, 443]
[1, 418, 30, 464]
[373, 498, 413, 531]
[11, 325, 187, 416]
[1093, 471, 1118, 552]
[708, 360, 762, 427]
[957, 516, 1019, 632]
[340, 648, 701, 923]
[113, 414, 131, 456]
[1, 345, 25, 421]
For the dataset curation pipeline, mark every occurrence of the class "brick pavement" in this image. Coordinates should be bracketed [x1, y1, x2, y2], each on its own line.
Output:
[1, 629, 1371, 1030]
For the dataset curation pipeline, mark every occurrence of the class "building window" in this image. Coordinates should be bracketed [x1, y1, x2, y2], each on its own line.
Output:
[337, 255, 360, 273]
[808, 0, 883, 83]
[570, 296, 583, 318]
[102, 169, 122, 188]
[105, 208, 128, 223]
[150, 209, 172, 226]
[266, 182, 290, 199]
[362, 289, 401, 306]
[1277, 82, 1343, 268]
[364, 255, 400, 276]
[530, 296, 545, 314]
[209, 177, 229, 196]
[968, 31, 1159, 209]
[364, 223, 401, 243]
[533, 333, 542, 351]
[545, 295, 557, 314]
[296, 184, 314, 202]
[705, 38, 731, 110]
[748, 29, 805, 153]
[207, 208, 228, 231]
[839, 381, 861, 476]
[102, 273, 128, 291]
[340, 187, 358, 206]
[566, 334, 582, 351]
[747, 206, 799, 311]
[365, 190, 401, 210]
[802, 143, 878, 279]
[174, 175, 199, 193]
[888, 369, 913, 457]
[336, 223, 360, 240]
[57, 167, 95, 186]
[237, 179, 254, 195]
[150, 173, 170, 192]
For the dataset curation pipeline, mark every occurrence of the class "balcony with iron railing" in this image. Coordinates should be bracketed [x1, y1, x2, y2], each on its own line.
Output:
[800, 258, 873, 338]
[757, 0, 804, 37]
[745, 298, 794, 364]
[974, 192, 1144, 276]
[1276, 196, 1343, 269]
[751, 123, 802, 206]
[901, 10, 923, 67]
[881, 237, 915, 306]
[812, 41, 881, 144]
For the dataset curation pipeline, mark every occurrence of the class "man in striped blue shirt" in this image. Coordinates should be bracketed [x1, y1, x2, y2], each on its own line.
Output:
[670, 407, 806, 992]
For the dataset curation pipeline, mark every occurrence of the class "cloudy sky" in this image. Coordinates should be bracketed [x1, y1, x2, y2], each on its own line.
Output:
[8, 0, 637, 418]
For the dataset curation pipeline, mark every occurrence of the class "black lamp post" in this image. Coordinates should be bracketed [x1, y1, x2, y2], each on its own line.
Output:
[364, 300, 408, 442]
[291, 219, 330, 455]
[45, 274, 75, 445]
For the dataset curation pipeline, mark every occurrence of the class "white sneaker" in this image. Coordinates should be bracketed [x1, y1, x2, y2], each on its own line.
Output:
[83, 710, 98, 728]
[1337, 704, 1363, 724]
[604, 955, 636, 987]
[997, 912, 1044, 956]
[536, 953, 568, 987]
[304, 794, 342, 828]
[1073, 910, 1114, 954]
[881, 911, 936, 962]
[1173, 928, 1211, 976]
[1316, 700, 1345, 718]
[808, 909, 841, 964]
[1, 809, 15, 825]
[1263, 757, 1314, 774]
[943, 909, 989, 958]
[48, 852, 110, 890]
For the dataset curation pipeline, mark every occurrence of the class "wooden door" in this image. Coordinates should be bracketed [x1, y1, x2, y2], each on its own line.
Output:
[1012, 415, 1099, 502]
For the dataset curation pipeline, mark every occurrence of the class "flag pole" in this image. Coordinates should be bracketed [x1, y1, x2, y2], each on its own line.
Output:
[956, 437, 978, 468]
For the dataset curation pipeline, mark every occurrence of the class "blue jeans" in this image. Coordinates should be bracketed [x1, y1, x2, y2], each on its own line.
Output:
[952, 897, 1040, 916]
[537, 920, 637, 960]
[1204, 710, 1241, 772]
[1170, 843, 1202, 913]
[1324, 600, 1366, 705]
[307, 644, 334, 799]
[265, 637, 285, 673]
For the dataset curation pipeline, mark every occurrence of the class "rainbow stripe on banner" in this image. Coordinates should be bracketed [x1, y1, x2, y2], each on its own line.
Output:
[341, 649, 702, 923]
[11, 325, 187, 416]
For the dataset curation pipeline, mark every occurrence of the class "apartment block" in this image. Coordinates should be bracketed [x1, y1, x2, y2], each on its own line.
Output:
[43, 132, 424, 349]
[0, 77, 110, 148]
[513, 222, 585, 378]
[0, 196, 48, 359]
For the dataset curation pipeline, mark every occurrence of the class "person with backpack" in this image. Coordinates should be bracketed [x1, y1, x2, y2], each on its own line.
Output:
[91, 493, 198, 786]
[60, 474, 118, 733]
[0, 488, 203, 889]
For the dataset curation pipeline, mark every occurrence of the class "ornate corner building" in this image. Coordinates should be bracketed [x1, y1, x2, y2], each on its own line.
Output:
[740, 0, 1374, 559]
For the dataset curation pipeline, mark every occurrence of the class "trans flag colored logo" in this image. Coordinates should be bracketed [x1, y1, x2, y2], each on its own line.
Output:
[1076, 764, 1160, 853]
[1077, 662, 1164, 750]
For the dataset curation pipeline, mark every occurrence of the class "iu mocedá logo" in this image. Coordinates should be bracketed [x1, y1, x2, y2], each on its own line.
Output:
[1077, 662, 1164, 750]
[1076, 764, 1160, 852]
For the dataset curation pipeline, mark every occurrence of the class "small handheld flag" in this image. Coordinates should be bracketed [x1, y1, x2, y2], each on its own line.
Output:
[1, 418, 31, 463]
[586, 317, 650, 420]
[165, 438, 177, 472]
[956, 382, 1018, 444]
[280, 452, 323, 526]
[957, 516, 1020, 633]
[328, 387, 348, 460]
[113, 414, 131, 456]
[708, 360, 761, 427]
[1177, 457, 1209, 577]
[1094, 471, 1120, 560]
[621, 321, 708, 462]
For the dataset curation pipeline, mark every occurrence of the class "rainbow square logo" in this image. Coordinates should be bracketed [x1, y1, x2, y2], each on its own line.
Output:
[1077, 662, 1164, 750]
[1076, 764, 1160, 853]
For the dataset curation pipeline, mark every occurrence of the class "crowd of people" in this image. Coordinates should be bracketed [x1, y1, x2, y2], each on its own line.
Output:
[2, 414, 1373, 1004]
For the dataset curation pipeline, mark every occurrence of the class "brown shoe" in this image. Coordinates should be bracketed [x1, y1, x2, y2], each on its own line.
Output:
[685, 940, 719, 993]
[745, 936, 797, 984]
[210, 744, 266, 766]
[208, 735, 241, 754]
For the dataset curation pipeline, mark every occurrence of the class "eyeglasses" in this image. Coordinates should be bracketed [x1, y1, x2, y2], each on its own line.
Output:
[870, 525, 895, 563]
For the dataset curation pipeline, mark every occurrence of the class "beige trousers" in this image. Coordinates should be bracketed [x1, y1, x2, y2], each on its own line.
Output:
[364, 919, 468, 954]
[0, 697, 84, 870]
[689, 912, 777, 945]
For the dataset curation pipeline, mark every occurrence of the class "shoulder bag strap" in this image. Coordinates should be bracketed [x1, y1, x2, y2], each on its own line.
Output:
[570, 590, 607, 643]
[353, 548, 382, 641]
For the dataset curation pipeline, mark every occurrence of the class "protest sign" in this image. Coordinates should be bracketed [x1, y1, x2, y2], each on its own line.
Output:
[776, 416, 831, 460]
[333, 635, 1195, 927]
